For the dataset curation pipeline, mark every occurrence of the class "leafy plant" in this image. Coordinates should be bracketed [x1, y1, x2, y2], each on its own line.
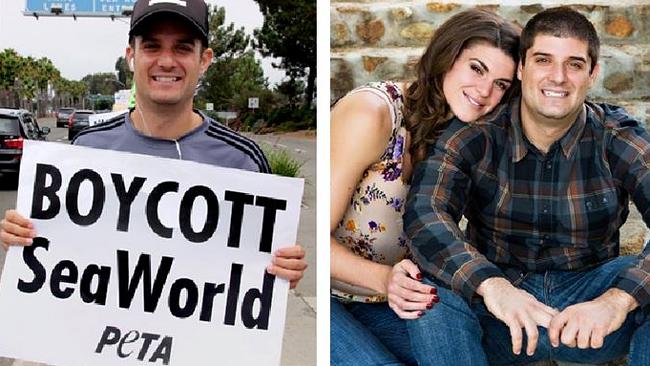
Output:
[263, 146, 304, 178]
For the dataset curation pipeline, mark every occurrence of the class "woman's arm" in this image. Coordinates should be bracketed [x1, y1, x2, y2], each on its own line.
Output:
[330, 91, 436, 318]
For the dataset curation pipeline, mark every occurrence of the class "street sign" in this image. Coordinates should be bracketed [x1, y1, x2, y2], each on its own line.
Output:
[248, 97, 259, 109]
[24, 0, 136, 18]
[206, 102, 214, 111]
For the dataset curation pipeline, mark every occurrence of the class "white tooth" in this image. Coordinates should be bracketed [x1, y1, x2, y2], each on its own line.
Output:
[155, 77, 177, 82]
[543, 90, 566, 97]
[466, 94, 481, 106]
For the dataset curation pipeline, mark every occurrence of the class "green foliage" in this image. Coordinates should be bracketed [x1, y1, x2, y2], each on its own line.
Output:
[263, 146, 304, 177]
[197, 6, 268, 113]
[253, 0, 316, 106]
[82, 72, 122, 95]
[86, 94, 114, 110]
[275, 78, 305, 107]
[114, 56, 132, 89]
[0, 49, 22, 92]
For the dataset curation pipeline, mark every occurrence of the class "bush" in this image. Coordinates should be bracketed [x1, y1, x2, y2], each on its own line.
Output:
[266, 105, 315, 131]
[263, 146, 304, 178]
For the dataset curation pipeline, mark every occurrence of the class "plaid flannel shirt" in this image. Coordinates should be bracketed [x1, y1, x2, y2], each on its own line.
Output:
[404, 97, 650, 308]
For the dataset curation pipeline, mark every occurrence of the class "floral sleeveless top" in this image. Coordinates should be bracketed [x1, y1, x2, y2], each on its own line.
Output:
[332, 81, 411, 303]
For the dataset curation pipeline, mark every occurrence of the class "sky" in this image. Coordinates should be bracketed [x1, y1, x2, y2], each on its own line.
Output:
[0, 0, 286, 85]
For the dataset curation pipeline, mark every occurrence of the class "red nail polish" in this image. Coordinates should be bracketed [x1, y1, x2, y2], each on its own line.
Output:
[426, 302, 433, 309]
[418, 311, 424, 317]
[432, 295, 440, 303]
[416, 273, 423, 280]
[430, 287, 437, 295]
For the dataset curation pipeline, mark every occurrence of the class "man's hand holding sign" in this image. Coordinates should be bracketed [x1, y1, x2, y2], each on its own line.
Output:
[0, 141, 304, 366]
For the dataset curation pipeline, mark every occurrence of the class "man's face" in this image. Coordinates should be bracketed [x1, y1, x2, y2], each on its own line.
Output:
[518, 35, 599, 124]
[126, 17, 212, 108]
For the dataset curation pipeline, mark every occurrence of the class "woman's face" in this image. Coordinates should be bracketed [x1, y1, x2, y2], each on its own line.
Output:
[442, 42, 516, 122]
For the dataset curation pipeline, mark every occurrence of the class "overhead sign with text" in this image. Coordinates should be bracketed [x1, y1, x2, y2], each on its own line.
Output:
[0, 141, 304, 366]
[25, 0, 136, 16]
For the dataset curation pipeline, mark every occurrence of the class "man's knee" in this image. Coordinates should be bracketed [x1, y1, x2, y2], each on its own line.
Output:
[410, 278, 481, 334]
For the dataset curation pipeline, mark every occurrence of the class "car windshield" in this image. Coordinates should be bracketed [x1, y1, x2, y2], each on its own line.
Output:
[59, 108, 74, 114]
[0, 117, 20, 135]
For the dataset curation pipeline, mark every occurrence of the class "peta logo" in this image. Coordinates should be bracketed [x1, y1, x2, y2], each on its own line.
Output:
[149, 0, 187, 6]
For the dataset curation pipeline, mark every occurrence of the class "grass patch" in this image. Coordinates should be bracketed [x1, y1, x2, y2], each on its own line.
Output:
[263, 146, 304, 178]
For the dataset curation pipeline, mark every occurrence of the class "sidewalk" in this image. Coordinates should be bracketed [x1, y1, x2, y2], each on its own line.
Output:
[250, 132, 317, 366]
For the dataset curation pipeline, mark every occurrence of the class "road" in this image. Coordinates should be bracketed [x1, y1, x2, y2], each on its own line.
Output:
[0, 117, 316, 366]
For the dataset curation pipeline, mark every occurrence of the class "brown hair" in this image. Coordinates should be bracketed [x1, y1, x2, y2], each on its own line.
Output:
[520, 7, 599, 73]
[404, 9, 520, 165]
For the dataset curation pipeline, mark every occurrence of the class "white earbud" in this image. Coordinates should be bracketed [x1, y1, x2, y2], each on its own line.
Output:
[129, 58, 134, 72]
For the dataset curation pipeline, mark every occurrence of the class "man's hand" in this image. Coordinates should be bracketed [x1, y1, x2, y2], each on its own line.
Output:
[548, 288, 637, 349]
[478, 277, 559, 356]
[0, 209, 35, 251]
[266, 245, 307, 289]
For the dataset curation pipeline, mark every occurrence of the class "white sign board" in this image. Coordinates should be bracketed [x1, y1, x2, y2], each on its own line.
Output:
[0, 141, 304, 366]
[248, 97, 259, 109]
[206, 103, 214, 111]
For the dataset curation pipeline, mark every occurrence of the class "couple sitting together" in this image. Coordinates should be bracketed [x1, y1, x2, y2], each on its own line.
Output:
[331, 6, 650, 366]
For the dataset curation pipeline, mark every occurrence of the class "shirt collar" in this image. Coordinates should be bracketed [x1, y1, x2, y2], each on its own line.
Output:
[509, 98, 587, 162]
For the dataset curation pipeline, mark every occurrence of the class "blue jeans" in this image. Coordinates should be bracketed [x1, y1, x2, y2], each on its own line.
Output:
[408, 256, 650, 366]
[330, 297, 416, 365]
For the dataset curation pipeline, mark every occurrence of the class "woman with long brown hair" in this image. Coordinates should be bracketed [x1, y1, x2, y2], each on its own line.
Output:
[331, 9, 521, 365]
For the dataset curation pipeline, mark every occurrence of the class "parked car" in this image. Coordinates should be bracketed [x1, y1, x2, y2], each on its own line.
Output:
[56, 107, 75, 127]
[68, 110, 95, 140]
[0, 108, 50, 177]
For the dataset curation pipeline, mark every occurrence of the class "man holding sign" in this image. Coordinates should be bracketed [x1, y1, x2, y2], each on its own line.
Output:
[0, 1, 306, 365]
[2, 0, 306, 285]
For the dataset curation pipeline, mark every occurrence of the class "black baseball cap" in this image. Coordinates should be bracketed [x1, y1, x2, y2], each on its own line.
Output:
[129, 0, 209, 45]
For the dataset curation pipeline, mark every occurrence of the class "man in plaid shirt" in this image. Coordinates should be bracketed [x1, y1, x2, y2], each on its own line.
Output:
[404, 7, 650, 366]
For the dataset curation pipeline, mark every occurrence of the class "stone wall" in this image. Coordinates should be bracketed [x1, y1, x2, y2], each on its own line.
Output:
[330, 0, 650, 123]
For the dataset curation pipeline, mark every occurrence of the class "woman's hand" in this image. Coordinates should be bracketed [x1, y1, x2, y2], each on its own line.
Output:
[386, 259, 438, 319]
[0, 209, 35, 251]
[267, 245, 307, 289]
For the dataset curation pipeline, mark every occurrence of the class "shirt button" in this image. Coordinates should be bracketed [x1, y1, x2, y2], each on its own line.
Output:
[543, 234, 550, 240]
[546, 163, 552, 169]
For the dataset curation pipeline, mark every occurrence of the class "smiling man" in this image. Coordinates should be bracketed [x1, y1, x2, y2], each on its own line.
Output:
[404, 7, 650, 366]
[1, 0, 306, 288]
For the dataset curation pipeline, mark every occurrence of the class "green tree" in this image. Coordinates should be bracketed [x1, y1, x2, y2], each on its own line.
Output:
[15, 56, 39, 109]
[69, 80, 88, 107]
[275, 78, 305, 107]
[82, 72, 121, 95]
[34, 57, 59, 115]
[197, 6, 268, 112]
[253, 0, 316, 106]
[114, 56, 132, 89]
[0, 49, 22, 107]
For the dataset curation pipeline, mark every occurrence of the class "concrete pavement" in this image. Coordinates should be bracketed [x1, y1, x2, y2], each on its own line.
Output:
[250, 133, 317, 366]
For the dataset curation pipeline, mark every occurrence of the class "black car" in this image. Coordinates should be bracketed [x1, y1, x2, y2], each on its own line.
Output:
[56, 107, 75, 127]
[0, 108, 50, 177]
[68, 110, 95, 140]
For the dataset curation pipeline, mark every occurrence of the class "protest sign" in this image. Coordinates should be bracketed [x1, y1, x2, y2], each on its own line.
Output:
[0, 140, 303, 366]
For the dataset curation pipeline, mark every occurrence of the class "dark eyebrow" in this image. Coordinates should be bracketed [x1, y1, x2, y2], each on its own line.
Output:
[177, 38, 197, 46]
[470, 58, 489, 73]
[470, 57, 512, 83]
[532, 52, 587, 64]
